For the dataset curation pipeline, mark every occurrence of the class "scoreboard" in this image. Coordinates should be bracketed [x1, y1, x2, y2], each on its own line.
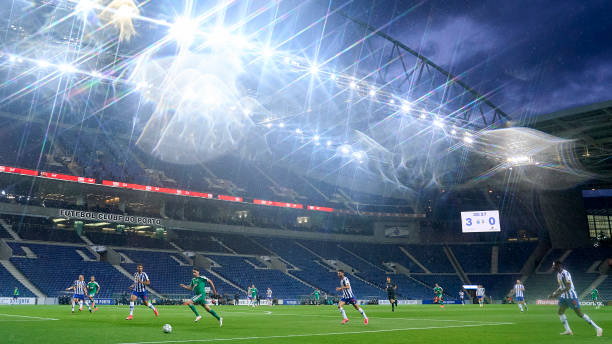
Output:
[461, 210, 501, 233]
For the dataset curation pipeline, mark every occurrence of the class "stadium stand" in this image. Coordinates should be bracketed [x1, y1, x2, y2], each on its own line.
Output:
[0, 264, 34, 297]
[450, 244, 492, 273]
[8, 242, 131, 297]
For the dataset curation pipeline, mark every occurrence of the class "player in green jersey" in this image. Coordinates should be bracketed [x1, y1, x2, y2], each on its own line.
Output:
[86, 276, 100, 312]
[591, 289, 600, 309]
[312, 289, 321, 305]
[433, 283, 444, 308]
[249, 285, 258, 307]
[180, 268, 223, 326]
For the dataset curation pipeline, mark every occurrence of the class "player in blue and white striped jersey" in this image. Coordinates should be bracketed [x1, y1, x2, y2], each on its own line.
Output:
[550, 261, 602, 337]
[126, 264, 159, 320]
[66, 275, 87, 313]
[476, 285, 486, 308]
[336, 270, 368, 325]
[512, 280, 528, 312]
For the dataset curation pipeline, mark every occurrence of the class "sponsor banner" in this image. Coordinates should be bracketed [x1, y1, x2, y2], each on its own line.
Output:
[307, 205, 334, 212]
[58, 209, 163, 226]
[92, 298, 115, 305]
[0, 166, 38, 176]
[280, 299, 299, 305]
[0, 297, 36, 305]
[379, 300, 421, 305]
[580, 301, 605, 307]
[422, 300, 460, 305]
[40, 172, 95, 184]
[253, 199, 303, 209]
[536, 299, 558, 305]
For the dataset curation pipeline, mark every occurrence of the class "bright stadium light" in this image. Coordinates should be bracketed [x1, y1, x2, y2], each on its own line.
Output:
[90, 70, 102, 78]
[450, 128, 457, 135]
[75, 0, 96, 15]
[313, 134, 320, 141]
[326, 140, 333, 146]
[169, 17, 198, 46]
[295, 128, 303, 134]
[389, 99, 396, 104]
[278, 122, 285, 128]
[329, 73, 337, 81]
[339, 144, 351, 156]
[309, 63, 319, 75]
[261, 47, 275, 58]
[463, 136, 474, 144]
[349, 81, 357, 89]
[420, 113, 427, 119]
[401, 101, 412, 112]
[58, 63, 77, 73]
[433, 118, 444, 128]
[352, 151, 366, 162]
[369, 88, 377, 96]
[8, 55, 16, 63]
[507, 156, 530, 164]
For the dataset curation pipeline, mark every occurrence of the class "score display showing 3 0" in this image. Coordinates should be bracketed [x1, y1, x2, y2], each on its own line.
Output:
[461, 210, 501, 233]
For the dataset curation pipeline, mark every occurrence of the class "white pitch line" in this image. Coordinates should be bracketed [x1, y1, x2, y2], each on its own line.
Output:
[0, 313, 59, 321]
[219, 311, 509, 323]
[118, 322, 515, 344]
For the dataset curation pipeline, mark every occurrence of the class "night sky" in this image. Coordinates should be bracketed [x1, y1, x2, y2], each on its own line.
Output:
[353, 0, 612, 119]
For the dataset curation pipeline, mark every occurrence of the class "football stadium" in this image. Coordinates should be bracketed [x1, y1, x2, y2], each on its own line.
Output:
[0, 1, 610, 343]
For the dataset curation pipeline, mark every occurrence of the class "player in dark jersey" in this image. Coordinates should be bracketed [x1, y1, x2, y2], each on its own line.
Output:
[385, 277, 398, 311]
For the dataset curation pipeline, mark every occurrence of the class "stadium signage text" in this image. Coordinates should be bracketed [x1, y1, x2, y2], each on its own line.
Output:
[0, 297, 36, 305]
[59, 209, 163, 226]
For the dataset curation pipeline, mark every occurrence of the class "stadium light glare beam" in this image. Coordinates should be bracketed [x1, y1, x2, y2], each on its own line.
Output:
[463, 136, 474, 144]
[36, 60, 51, 68]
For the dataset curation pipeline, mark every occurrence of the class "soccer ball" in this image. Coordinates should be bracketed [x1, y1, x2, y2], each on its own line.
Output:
[162, 324, 172, 333]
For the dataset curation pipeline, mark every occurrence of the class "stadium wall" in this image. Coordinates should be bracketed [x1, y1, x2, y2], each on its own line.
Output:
[0, 202, 416, 245]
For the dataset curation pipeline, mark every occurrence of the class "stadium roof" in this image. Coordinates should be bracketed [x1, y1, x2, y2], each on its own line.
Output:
[524, 100, 612, 183]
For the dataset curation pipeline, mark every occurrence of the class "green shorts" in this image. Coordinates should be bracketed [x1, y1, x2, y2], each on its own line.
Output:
[192, 294, 208, 305]
[88, 293, 96, 298]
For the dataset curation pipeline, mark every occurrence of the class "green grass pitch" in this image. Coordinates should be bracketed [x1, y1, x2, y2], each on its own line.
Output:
[0, 304, 608, 343]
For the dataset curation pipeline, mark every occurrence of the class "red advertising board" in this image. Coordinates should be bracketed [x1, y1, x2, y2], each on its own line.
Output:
[254, 199, 304, 209]
[40, 172, 95, 183]
[218, 195, 243, 202]
[0, 166, 38, 176]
